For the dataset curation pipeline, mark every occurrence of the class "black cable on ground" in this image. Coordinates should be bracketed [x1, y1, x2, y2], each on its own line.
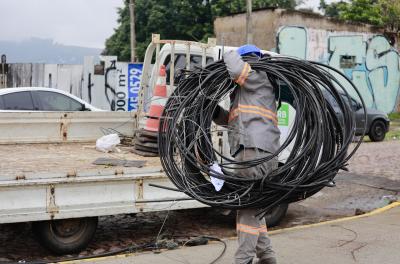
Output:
[158, 55, 366, 217]
[3, 243, 154, 264]
[200, 236, 227, 264]
[5, 236, 226, 264]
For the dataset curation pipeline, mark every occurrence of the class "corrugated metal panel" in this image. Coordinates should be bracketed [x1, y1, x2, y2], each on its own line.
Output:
[56, 64, 83, 95]
[7, 63, 33, 87]
[82, 56, 94, 103]
[31, 63, 45, 87]
[44, 64, 59, 88]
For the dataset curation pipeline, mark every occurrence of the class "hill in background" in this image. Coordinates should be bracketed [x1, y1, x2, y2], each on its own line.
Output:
[0, 38, 102, 64]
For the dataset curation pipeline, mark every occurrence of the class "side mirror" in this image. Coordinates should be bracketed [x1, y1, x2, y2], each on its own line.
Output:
[350, 99, 362, 111]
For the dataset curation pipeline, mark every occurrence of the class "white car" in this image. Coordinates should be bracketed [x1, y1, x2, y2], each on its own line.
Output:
[0, 87, 101, 111]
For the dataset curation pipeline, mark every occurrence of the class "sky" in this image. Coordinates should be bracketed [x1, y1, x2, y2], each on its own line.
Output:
[298, 0, 340, 12]
[0, 0, 124, 48]
[0, 0, 337, 49]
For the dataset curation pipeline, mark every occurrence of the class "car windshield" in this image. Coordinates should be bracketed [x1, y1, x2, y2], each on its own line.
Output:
[322, 89, 361, 111]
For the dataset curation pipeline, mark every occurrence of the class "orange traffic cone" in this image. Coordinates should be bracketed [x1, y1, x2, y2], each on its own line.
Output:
[144, 65, 167, 132]
[133, 65, 167, 157]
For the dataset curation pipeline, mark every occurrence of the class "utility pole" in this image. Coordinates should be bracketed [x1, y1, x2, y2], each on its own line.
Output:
[129, 0, 136, 62]
[0, 55, 6, 89]
[246, 0, 253, 44]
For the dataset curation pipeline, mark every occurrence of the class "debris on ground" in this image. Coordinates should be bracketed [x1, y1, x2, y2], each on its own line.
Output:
[92, 158, 146, 167]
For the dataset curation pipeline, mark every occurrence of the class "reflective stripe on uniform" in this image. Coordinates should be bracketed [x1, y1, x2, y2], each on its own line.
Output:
[237, 223, 268, 236]
[235, 62, 251, 86]
[238, 104, 277, 118]
[228, 104, 278, 125]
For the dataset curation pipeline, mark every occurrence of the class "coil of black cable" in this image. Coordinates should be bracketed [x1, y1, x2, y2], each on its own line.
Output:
[158, 55, 366, 217]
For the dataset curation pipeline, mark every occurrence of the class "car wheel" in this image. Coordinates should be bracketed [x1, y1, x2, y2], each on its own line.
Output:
[369, 120, 386, 142]
[32, 217, 98, 254]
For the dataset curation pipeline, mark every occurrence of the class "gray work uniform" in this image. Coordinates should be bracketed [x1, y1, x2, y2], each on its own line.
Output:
[214, 50, 280, 264]
[235, 149, 277, 264]
[213, 50, 280, 156]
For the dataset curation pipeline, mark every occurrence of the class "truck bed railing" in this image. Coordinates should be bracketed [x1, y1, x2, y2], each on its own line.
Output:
[137, 34, 216, 127]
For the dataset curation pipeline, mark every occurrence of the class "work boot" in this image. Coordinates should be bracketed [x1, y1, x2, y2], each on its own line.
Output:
[256, 257, 277, 264]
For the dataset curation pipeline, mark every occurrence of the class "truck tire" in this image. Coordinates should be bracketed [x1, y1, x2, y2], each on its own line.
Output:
[32, 217, 98, 254]
[369, 120, 386, 142]
[264, 203, 288, 227]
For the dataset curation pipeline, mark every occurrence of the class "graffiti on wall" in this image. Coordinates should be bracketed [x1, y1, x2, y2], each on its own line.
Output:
[82, 56, 143, 111]
[277, 26, 400, 113]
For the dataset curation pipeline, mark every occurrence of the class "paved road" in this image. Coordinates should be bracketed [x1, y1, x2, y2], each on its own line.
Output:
[80, 203, 400, 264]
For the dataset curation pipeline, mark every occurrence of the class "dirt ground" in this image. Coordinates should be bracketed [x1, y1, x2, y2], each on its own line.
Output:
[0, 141, 399, 262]
[346, 141, 400, 181]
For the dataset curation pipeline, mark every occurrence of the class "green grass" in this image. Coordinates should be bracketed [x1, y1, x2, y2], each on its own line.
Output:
[385, 112, 400, 141]
[386, 129, 400, 140]
[388, 112, 400, 121]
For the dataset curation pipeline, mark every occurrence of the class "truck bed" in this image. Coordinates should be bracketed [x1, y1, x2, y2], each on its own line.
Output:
[0, 142, 202, 224]
[0, 143, 160, 181]
[0, 112, 203, 224]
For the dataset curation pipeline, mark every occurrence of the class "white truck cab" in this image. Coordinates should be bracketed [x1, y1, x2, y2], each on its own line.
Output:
[144, 39, 278, 104]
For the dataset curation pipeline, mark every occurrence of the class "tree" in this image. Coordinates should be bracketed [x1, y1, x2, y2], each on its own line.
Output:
[339, 0, 383, 26]
[211, 0, 299, 15]
[104, 3, 131, 61]
[319, 0, 348, 18]
[320, 0, 400, 32]
[379, 0, 400, 32]
[104, 0, 302, 61]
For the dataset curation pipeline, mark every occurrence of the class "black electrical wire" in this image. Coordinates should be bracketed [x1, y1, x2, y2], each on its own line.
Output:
[6, 236, 226, 264]
[158, 55, 366, 217]
[3, 243, 155, 264]
[200, 236, 227, 264]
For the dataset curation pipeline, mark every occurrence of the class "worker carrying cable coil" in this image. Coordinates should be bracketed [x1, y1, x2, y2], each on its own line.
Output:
[158, 44, 365, 264]
[213, 45, 279, 264]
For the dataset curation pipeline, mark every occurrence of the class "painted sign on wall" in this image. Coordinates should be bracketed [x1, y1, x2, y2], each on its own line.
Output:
[277, 26, 400, 113]
[127, 63, 143, 111]
[82, 56, 143, 111]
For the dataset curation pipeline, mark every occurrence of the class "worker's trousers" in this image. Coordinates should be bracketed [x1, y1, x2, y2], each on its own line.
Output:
[234, 148, 277, 264]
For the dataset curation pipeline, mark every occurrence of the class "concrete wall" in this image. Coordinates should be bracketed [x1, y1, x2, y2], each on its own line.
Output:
[0, 57, 143, 111]
[214, 9, 400, 113]
[214, 8, 388, 50]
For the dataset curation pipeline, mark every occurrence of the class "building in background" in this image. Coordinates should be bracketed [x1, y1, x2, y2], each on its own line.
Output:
[214, 8, 400, 113]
